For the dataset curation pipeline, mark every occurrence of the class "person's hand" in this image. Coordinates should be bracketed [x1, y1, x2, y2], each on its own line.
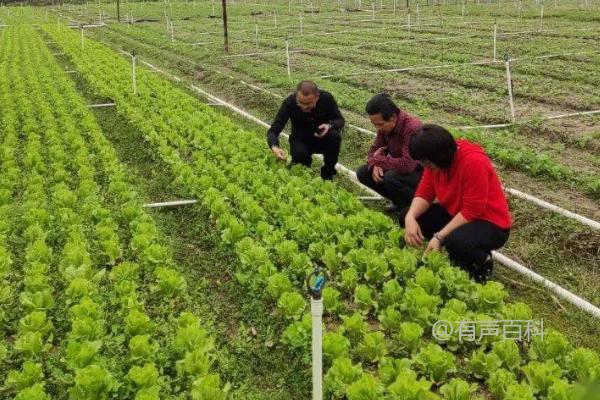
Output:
[373, 146, 387, 157]
[271, 146, 287, 161]
[314, 123, 331, 138]
[424, 236, 442, 255]
[404, 215, 425, 247]
[371, 165, 384, 183]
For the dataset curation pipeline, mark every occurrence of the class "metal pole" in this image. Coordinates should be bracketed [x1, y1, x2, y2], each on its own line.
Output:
[504, 54, 515, 123]
[222, 0, 229, 52]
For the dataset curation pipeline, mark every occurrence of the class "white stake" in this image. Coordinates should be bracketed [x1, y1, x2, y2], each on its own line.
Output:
[80, 26, 84, 49]
[132, 53, 137, 95]
[274, 10, 277, 27]
[539, 5, 544, 31]
[372, 2, 375, 20]
[299, 13, 303, 35]
[255, 24, 259, 49]
[504, 55, 516, 123]
[407, 12, 411, 30]
[285, 39, 291, 80]
[170, 20, 174, 43]
[393, 0, 396, 15]
[461, 0, 465, 16]
[493, 22, 497, 62]
[519, 0, 523, 18]
[310, 293, 324, 400]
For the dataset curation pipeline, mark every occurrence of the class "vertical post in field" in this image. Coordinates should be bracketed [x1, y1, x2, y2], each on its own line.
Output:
[222, 0, 229, 52]
[504, 54, 516, 123]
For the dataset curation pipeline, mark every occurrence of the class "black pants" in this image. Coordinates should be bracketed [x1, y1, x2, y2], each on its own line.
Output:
[356, 164, 423, 210]
[399, 204, 510, 277]
[290, 130, 342, 180]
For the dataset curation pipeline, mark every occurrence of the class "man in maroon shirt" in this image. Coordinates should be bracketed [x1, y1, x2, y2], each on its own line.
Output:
[356, 93, 423, 210]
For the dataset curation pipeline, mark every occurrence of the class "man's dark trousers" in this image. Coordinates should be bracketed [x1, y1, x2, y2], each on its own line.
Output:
[290, 130, 342, 180]
[356, 164, 423, 209]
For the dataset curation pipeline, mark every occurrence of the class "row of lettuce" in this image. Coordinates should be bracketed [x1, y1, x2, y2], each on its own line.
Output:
[43, 24, 600, 399]
[0, 26, 227, 399]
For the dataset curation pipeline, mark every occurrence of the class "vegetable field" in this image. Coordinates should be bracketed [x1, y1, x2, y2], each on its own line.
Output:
[0, 1, 599, 399]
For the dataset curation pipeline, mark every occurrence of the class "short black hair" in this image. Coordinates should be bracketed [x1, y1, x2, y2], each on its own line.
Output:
[365, 93, 400, 120]
[409, 124, 457, 169]
[296, 80, 319, 96]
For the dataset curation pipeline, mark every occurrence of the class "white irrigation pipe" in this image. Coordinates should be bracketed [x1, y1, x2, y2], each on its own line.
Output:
[143, 199, 198, 208]
[504, 57, 516, 123]
[218, 33, 477, 59]
[316, 59, 499, 79]
[505, 188, 600, 230]
[133, 56, 600, 317]
[316, 48, 600, 79]
[493, 22, 497, 62]
[492, 252, 600, 318]
[285, 39, 292, 80]
[88, 103, 116, 108]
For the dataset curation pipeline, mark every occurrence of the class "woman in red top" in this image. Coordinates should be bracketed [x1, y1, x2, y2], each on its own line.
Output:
[400, 124, 512, 283]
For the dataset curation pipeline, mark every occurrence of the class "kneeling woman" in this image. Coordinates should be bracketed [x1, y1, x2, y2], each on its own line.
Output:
[401, 124, 511, 283]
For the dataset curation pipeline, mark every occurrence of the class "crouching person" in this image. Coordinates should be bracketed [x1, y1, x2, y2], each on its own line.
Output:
[400, 124, 512, 283]
[356, 93, 423, 211]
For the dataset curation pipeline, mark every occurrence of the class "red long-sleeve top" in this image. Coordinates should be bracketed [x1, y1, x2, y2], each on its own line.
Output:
[367, 111, 422, 173]
[415, 140, 512, 229]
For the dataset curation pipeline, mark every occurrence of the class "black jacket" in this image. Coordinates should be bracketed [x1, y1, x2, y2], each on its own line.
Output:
[267, 90, 345, 148]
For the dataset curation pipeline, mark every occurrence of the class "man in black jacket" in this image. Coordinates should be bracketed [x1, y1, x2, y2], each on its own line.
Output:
[267, 81, 344, 180]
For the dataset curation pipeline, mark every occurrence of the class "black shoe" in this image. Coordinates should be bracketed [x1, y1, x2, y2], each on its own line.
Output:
[472, 255, 494, 284]
[320, 167, 337, 180]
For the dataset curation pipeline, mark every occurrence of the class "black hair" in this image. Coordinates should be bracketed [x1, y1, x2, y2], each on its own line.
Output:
[365, 93, 400, 120]
[296, 80, 319, 95]
[409, 124, 457, 170]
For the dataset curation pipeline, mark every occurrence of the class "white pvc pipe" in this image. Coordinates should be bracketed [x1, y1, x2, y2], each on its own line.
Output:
[492, 252, 600, 318]
[505, 58, 516, 123]
[132, 55, 137, 95]
[285, 39, 292, 81]
[143, 199, 198, 208]
[317, 59, 499, 79]
[493, 23, 497, 62]
[311, 298, 324, 400]
[88, 103, 116, 108]
[506, 188, 600, 230]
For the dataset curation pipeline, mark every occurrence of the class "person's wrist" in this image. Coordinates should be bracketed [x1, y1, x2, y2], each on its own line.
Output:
[433, 232, 445, 244]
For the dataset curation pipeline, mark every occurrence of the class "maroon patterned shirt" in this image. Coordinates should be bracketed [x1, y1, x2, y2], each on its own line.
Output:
[367, 111, 422, 173]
